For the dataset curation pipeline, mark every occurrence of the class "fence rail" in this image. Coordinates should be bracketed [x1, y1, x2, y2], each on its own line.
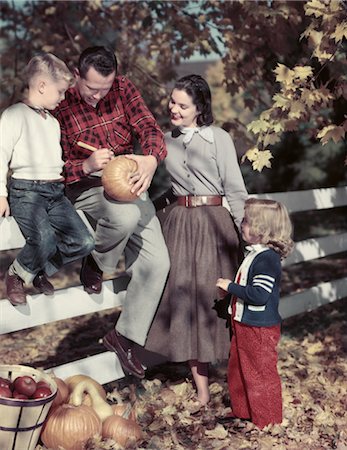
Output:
[1, 186, 346, 384]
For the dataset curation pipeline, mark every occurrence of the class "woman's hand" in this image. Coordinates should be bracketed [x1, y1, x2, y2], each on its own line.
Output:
[216, 278, 232, 293]
[126, 154, 157, 196]
[0, 196, 10, 217]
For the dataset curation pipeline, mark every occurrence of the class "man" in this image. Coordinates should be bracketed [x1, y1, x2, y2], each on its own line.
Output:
[54, 46, 170, 379]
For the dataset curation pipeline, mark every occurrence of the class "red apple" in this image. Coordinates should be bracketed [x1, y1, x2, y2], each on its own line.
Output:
[0, 377, 11, 389]
[32, 386, 52, 399]
[12, 391, 29, 400]
[0, 385, 13, 398]
[36, 380, 51, 390]
[13, 376, 37, 397]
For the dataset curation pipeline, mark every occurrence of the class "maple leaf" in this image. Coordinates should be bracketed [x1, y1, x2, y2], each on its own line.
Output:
[293, 66, 313, 81]
[273, 93, 291, 110]
[304, 0, 326, 18]
[252, 150, 273, 172]
[331, 22, 347, 42]
[274, 63, 295, 87]
[242, 147, 259, 163]
[247, 119, 270, 134]
[289, 100, 307, 119]
[317, 125, 346, 145]
[264, 133, 281, 147]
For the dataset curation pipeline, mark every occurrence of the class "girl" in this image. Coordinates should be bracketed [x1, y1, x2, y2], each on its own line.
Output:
[146, 74, 248, 406]
[216, 198, 294, 429]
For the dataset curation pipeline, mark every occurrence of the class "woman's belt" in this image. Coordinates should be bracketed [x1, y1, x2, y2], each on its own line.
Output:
[177, 195, 222, 207]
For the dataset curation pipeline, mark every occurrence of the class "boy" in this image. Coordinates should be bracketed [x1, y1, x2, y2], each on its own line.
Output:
[0, 53, 94, 306]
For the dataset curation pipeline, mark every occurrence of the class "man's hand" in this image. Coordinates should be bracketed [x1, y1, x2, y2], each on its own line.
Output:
[0, 196, 10, 217]
[126, 154, 157, 196]
[216, 278, 232, 293]
[82, 148, 113, 175]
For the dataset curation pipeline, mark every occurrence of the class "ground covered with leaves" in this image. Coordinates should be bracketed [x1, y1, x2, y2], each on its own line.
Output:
[2, 297, 346, 450]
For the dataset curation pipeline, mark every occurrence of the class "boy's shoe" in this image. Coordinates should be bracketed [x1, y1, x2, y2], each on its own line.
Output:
[6, 272, 27, 305]
[80, 254, 102, 294]
[33, 272, 54, 295]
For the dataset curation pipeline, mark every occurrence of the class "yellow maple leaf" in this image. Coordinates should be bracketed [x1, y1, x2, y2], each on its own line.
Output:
[274, 63, 295, 87]
[247, 119, 270, 134]
[304, 0, 326, 18]
[273, 93, 290, 110]
[293, 66, 313, 81]
[317, 125, 346, 145]
[331, 22, 347, 42]
[252, 150, 273, 172]
[242, 147, 259, 163]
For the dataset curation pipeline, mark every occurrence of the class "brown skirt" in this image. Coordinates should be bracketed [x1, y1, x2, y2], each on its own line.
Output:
[145, 204, 242, 363]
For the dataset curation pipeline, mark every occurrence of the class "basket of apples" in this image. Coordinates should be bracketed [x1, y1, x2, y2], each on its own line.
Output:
[0, 364, 57, 450]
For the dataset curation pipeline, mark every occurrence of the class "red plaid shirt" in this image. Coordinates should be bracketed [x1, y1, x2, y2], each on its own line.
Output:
[54, 76, 167, 185]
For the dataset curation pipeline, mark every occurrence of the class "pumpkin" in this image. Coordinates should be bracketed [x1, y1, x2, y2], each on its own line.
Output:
[65, 374, 106, 406]
[70, 379, 113, 422]
[41, 403, 102, 450]
[102, 404, 143, 447]
[112, 403, 137, 421]
[51, 376, 69, 408]
[101, 156, 138, 202]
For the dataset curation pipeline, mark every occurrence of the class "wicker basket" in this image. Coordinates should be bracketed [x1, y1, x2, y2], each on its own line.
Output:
[0, 364, 57, 450]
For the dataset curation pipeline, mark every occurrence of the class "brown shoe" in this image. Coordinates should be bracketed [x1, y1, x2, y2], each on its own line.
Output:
[33, 272, 54, 295]
[103, 329, 145, 379]
[6, 272, 27, 306]
[80, 255, 102, 294]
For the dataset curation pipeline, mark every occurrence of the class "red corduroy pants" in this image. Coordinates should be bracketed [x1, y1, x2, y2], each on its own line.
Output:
[228, 320, 282, 429]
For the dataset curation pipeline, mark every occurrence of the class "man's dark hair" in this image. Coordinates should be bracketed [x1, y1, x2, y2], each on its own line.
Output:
[78, 46, 117, 79]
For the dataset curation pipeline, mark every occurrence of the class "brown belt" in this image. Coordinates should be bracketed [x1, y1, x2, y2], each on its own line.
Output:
[177, 195, 222, 208]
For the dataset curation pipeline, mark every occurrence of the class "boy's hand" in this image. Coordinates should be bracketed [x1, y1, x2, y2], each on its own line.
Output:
[216, 278, 232, 293]
[0, 196, 10, 217]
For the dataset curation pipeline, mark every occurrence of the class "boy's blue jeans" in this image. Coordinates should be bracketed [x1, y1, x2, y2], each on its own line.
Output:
[9, 178, 94, 284]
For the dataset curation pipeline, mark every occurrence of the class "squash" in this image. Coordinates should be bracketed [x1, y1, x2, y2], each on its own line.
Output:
[70, 379, 113, 422]
[51, 376, 69, 408]
[41, 403, 101, 450]
[102, 404, 143, 447]
[65, 374, 106, 406]
[101, 156, 138, 202]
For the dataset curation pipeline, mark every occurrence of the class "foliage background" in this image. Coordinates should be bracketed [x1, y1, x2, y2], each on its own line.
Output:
[1, 0, 346, 194]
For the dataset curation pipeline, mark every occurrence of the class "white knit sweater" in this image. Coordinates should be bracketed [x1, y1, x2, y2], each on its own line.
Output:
[0, 103, 64, 197]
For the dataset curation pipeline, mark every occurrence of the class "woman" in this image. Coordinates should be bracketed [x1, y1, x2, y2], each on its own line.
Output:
[146, 74, 248, 406]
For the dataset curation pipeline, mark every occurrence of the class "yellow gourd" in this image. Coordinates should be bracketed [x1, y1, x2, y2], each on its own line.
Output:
[65, 374, 107, 406]
[70, 379, 113, 422]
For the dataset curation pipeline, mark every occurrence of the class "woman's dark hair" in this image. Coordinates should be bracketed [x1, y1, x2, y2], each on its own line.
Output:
[78, 46, 117, 79]
[173, 74, 213, 126]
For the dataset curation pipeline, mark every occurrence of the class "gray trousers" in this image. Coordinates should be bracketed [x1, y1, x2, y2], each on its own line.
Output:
[74, 186, 170, 346]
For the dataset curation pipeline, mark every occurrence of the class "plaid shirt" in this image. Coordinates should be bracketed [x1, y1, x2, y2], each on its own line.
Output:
[54, 76, 167, 185]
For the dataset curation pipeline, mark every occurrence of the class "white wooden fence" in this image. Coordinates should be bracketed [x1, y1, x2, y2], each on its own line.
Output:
[1, 186, 346, 384]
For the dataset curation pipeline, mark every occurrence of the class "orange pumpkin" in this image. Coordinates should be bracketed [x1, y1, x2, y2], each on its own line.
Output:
[102, 156, 138, 201]
[41, 404, 101, 450]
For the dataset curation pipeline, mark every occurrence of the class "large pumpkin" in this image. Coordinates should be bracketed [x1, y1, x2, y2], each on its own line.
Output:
[102, 156, 138, 202]
[41, 404, 102, 450]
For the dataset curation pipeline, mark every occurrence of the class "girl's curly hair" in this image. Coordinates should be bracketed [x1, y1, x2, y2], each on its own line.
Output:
[245, 198, 294, 259]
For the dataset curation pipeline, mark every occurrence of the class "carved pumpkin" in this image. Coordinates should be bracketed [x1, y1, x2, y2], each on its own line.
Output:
[102, 156, 138, 202]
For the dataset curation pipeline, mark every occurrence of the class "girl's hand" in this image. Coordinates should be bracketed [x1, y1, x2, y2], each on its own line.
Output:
[216, 278, 232, 293]
[0, 196, 10, 217]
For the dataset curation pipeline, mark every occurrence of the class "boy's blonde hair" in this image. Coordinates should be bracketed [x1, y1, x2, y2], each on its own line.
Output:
[245, 198, 294, 258]
[23, 53, 74, 87]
